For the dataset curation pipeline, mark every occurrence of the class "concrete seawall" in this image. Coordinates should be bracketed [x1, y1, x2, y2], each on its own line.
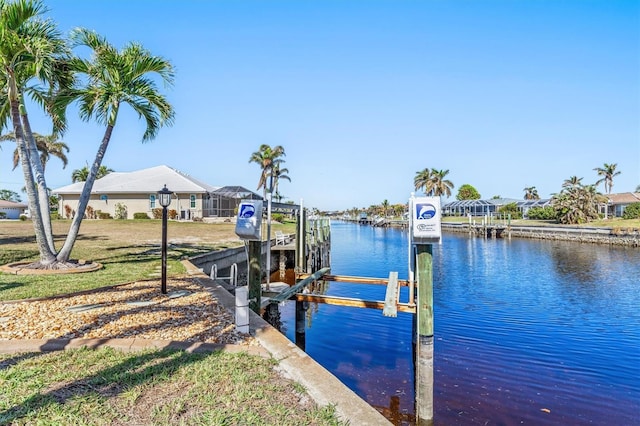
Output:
[442, 223, 640, 247]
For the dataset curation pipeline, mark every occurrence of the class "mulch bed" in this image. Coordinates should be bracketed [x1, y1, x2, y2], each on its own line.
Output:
[0, 278, 251, 345]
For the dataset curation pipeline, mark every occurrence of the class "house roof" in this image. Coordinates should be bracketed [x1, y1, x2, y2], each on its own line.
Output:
[52, 165, 220, 195]
[0, 200, 27, 209]
[211, 186, 262, 199]
[607, 192, 640, 204]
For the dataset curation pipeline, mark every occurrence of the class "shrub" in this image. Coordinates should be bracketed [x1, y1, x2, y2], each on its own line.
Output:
[19, 215, 28, 221]
[498, 202, 522, 219]
[86, 205, 96, 219]
[98, 212, 112, 219]
[50, 212, 62, 220]
[114, 202, 128, 219]
[0, 212, 6, 219]
[152, 208, 163, 219]
[272, 213, 284, 223]
[622, 202, 640, 219]
[527, 206, 556, 220]
[64, 204, 73, 219]
[168, 209, 178, 219]
[133, 212, 150, 219]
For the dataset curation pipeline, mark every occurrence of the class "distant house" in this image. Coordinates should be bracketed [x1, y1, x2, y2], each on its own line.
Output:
[52, 165, 262, 220]
[443, 198, 551, 217]
[0, 199, 28, 220]
[605, 192, 640, 217]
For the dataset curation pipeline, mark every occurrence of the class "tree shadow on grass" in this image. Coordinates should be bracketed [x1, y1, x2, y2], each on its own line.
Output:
[0, 352, 44, 371]
[0, 347, 216, 424]
[0, 282, 24, 293]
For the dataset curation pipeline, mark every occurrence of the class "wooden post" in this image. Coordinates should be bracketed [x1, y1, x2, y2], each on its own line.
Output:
[295, 299, 307, 351]
[416, 244, 434, 426]
[248, 240, 262, 313]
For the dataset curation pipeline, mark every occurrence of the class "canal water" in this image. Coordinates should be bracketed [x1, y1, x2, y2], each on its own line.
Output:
[276, 221, 640, 425]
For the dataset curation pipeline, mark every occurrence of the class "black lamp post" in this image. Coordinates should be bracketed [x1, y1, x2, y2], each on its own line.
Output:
[158, 184, 173, 294]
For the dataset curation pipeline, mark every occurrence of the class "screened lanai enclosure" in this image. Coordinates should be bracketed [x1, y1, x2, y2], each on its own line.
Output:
[204, 186, 263, 217]
[443, 198, 551, 217]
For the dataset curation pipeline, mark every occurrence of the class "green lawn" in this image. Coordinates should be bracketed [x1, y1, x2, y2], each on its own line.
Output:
[0, 219, 297, 301]
[0, 347, 344, 425]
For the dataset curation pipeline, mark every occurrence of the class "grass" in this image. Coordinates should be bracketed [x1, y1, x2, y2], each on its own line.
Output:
[0, 219, 342, 425]
[0, 219, 297, 301]
[0, 347, 344, 425]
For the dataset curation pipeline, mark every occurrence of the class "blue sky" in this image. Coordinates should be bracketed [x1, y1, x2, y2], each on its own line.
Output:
[1, 0, 638, 211]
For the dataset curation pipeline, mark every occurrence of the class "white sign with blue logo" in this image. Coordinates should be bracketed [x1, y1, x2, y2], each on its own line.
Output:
[235, 200, 263, 240]
[411, 196, 441, 244]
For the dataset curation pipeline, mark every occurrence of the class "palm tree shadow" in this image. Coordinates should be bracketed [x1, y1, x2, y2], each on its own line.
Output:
[0, 348, 217, 423]
[0, 352, 44, 371]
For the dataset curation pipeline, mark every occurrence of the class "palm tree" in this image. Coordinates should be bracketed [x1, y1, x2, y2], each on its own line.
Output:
[71, 165, 113, 183]
[523, 186, 540, 200]
[414, 168, 454, 197]
[594, 163, 621, 194]
[248, 144, 286, 199]
[380, 199, 390, 218]
[430, 169, 454, 197]
[52, 28, 175, 262]
[414, 168, 433, 195]
[272, 162, 291, 202]
[0, 0, 70, 264]
[552, 184, 604, 224]
[562, 176, 583, 188]
[1, 132, 69, 171]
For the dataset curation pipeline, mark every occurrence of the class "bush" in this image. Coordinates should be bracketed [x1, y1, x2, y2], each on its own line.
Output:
[114, 202, 128, 220]
[527, 206, 556, 220]
[0, 212, 5, 219]
[168, 209, 178, 219]
[133, 212, 150, 219]
[272, 213, 284, 223]
[19, 215, 28, 221]
[98, 212, 112, 219]
[50, 212, 62, 220]
[152, 208, 163, 219]
[86, 205, 96, 219]
[498, 202, 522, 219]
[622, 202, 640, 219]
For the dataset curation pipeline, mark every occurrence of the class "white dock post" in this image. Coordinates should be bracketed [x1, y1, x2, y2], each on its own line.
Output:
[235, 286, 250, 334]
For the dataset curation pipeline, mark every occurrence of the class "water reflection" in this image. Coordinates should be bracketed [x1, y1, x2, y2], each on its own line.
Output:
[276, 222, 640, 425]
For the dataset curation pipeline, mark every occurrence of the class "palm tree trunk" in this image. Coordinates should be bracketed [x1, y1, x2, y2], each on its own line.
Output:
[9, 87, 56, 264]
[57, 125, 114, 262]
[21, 107, 56, 252]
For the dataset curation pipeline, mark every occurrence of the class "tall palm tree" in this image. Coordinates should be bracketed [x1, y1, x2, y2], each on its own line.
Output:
[430, 169, 454, 197]
[523, 186, 540, 200]
[0, 0, 70, 264]
[380, 199, 390, 218]
[562, 176, 583, 188]
[414, 168, 454, 197]
[594, 163, 621, 194]
[414, 168, 433, 195]
[248, 144, 286, 199]
[52, 28, 175, 262]
[71, 165, 113, 183]
[272, 162, 291, 202]
[1, 132, 69, 171]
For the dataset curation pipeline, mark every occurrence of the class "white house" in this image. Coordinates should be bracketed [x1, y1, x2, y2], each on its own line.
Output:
[0, 199, 28, 219]
[52, 165, 261, 220]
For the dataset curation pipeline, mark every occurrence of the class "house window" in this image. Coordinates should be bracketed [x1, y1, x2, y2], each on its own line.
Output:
[190, 194, 196, 208]
[149, 194, 156, 209]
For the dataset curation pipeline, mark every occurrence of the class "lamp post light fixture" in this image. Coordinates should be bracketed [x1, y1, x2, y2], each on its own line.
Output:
[158, 184, 173, 294]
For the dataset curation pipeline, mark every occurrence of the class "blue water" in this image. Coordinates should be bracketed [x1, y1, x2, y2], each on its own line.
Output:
[278, 221, 640, 425]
